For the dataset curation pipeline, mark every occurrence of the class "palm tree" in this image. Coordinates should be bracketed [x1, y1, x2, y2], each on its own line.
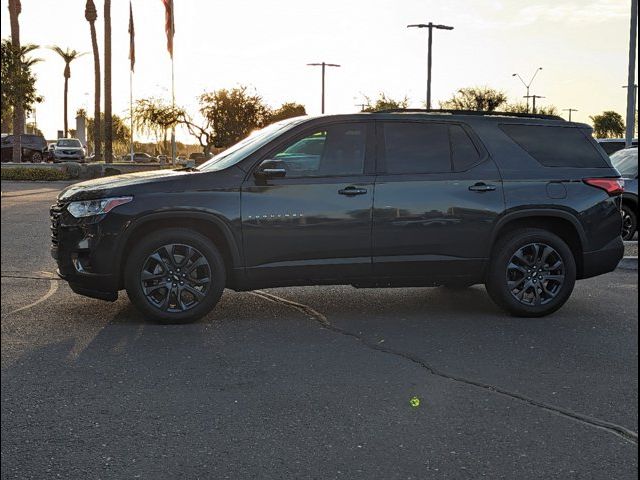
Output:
[104, 0, 113, 163]
[85, 0, 101, 160]
[8, 0, 22, 162]
[50, 47, 86, 137]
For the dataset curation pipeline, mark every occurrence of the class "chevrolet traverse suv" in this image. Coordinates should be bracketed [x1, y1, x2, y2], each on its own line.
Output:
[51, 111, 625, 323]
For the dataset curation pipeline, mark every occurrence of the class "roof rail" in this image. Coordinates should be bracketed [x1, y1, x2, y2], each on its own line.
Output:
[374, 108, 565, 121]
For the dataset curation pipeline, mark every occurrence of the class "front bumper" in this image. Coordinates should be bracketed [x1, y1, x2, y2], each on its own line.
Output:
[51, 202, 124, 301]
[580, 235, 625, 279]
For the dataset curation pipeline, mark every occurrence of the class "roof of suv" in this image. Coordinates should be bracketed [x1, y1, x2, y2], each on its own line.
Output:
[302, 110, 587, 128]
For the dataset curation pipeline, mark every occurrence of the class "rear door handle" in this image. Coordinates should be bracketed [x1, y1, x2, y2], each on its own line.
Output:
[338, 186, 368, 196]
[468, 182, 496, 192]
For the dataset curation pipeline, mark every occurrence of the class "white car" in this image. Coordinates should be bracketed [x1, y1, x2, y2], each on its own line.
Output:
[53, 138, 86, 162]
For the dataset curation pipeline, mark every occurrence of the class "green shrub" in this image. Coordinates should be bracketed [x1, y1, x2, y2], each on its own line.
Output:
[82, 163, 103, 179]
[104, 167, 122, 176]
[1, 167, 71, 181]
[60, 162, 82, 179]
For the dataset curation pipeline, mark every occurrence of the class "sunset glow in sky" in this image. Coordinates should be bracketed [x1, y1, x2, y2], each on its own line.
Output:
[1, 0, 637, 141]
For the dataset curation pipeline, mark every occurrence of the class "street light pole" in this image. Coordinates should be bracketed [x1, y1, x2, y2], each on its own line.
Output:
[512, 67, 543, 113]
[562, 108, 578, 121]
[407, 22, 454, 109]
[307, 62, 340, 114]
[625, 0, 638, 146]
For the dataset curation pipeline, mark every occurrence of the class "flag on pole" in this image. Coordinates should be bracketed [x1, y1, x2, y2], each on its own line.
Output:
[161, 0, 174, 58]
[128, 1, 135, 72]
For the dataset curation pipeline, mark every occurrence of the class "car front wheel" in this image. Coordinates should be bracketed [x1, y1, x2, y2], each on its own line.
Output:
[485, 228, 576, 317]
[124, 228, 226, 324]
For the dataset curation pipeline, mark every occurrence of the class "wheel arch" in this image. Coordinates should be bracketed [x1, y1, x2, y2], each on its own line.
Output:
[116, 211, 242, 289]
[491, 209, 586, 278]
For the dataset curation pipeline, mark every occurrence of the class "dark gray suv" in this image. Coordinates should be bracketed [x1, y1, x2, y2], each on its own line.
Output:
[51, 110, 625, 323]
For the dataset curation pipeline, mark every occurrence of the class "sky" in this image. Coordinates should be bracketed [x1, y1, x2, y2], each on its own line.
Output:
[1, 0, 637, 142]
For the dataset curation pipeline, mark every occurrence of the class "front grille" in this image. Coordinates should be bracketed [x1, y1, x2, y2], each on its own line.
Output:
[50, 202, 68, 246]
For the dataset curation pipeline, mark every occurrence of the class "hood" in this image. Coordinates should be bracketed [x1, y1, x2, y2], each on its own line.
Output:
[56, 146, 83, 150]
[58, 169, 197, 201]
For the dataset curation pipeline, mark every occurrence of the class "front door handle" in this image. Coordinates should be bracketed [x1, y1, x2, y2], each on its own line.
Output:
[338, 186, 368, 196]
[468, 182, 496, 192]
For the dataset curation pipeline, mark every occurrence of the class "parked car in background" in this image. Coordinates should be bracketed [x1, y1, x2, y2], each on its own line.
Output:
[597, 138, 638, 155]
[157, 155, 168, 163]
[52, 138, 86, 163]
[121, 152, 158, 163]
[1, 133, 48, 162]
[610, 146, 638, 240]
[51, 110, 625, 323]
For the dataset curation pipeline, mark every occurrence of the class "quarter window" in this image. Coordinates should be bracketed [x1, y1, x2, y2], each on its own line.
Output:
[450, 125, 481, 171]
[500, 124, 607, 168]
[271, 123, 366, 177]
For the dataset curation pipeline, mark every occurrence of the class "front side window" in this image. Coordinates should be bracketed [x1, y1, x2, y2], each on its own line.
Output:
[383, 122, 451, 174]
[271, 123, 366, 177]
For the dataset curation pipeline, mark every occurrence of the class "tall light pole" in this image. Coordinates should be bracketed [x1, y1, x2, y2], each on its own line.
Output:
[512, 67, 543, 113]
[622, 84, 637, 138]
[625, 0, 638, 146]
[407, 22, 454, 109]
[307, 62, 340, 114]
[563, 108, 578, 121]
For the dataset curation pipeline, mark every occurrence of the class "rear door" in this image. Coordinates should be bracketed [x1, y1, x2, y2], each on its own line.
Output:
[372, 120, 504, 279]
[241, 121, 375, 284]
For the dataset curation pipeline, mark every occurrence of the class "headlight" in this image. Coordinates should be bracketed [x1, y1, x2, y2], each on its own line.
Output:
[67, 196, 133, 218]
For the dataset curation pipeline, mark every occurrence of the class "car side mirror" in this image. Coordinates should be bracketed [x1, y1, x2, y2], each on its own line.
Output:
[254, 159, 286, 178]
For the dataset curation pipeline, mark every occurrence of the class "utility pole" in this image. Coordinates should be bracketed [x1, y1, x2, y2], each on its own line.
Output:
[523, 94, 545, 114]
[355, 103, 368, 112]
[512, 67, 543, 113]
[563, 108, 578, 121]
[625, 0, 638, 146]
[622, 85, 638, 138]
[307, 62, 340, 114]
[407, 22, 454, 109]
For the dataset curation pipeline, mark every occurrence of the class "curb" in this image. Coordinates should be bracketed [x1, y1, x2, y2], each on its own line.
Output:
[617, 256, 638, 271]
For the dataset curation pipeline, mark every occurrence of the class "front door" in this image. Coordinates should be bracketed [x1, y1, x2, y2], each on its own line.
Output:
[241, 121, 375, 285]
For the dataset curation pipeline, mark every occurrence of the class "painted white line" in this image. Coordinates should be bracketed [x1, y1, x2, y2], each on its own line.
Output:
[4, 280, 59, 316]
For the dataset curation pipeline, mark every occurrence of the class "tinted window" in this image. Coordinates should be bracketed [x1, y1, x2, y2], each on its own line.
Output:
[384, 122, 451, 174]
[500, 124, 607, 168]
[450, 125, 481, 171]
[610, 148, 638, 177]
[599, 141, 625, 155]
[272, 123, 366, 177]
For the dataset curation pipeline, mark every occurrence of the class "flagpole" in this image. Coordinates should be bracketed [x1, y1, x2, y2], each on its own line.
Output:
[129, 68, 134, 161]
[170, 1, 176, 166]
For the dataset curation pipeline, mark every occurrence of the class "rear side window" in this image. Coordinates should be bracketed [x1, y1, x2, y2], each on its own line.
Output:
[450, 125, 481, 171]
[500, 124, 607, 168]
[383, 122, 451, 174]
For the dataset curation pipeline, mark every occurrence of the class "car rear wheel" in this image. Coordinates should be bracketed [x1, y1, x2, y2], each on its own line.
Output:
[31, 152, 43, 163]
[124, 228, 226, 324]
[621, 204, 637, 241]
[485, 228, 576, 317]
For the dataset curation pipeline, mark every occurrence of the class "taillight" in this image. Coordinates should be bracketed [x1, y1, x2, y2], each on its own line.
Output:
[583, 178, 624, 196]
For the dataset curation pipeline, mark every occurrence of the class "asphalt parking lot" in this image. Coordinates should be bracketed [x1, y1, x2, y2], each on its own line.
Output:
[1, 180, 638, 479]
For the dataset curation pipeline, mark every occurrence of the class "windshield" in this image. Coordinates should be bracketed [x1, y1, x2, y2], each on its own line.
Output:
[611, 148, 638, 177]
[57, 139, 82, 148]
[197, 118, 307, 172]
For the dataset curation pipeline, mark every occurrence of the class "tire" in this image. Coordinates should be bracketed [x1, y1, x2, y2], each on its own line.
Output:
[621, 204, 637, 241]
[124, 228, 226, 324]
[31, 152, 43, 163]
[485, 228, 576, 318]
